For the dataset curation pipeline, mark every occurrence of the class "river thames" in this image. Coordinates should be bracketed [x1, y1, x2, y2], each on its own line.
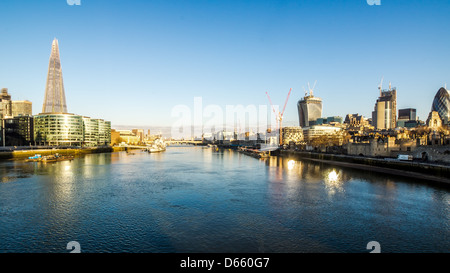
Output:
[0, 146, 449, 253]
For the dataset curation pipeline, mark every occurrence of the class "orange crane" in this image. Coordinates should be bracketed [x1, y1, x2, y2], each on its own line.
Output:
[266, 88, 292, 146]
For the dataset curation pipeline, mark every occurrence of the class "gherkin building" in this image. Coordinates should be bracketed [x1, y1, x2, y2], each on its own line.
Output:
[431, 87, 450, 125]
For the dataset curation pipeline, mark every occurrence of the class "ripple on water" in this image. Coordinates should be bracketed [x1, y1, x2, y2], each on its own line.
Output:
[0, 148, 449, 253]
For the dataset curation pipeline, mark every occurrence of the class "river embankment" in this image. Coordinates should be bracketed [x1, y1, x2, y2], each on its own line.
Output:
[0, 146, 127, 160]
[280, 150, 450, 186]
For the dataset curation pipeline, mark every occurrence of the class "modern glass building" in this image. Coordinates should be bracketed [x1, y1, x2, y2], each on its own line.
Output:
[83, 117, 99, 147]
[42, 38, 68, 114]
[397, 108, 417, 128]
[34, 113, 84, 146]
[398, 108, 417, 121]
[98, 119, 111, 146]
[431, 87, 450, 125]
[298, 92, 323, 128]
[32, 39, 112, 147]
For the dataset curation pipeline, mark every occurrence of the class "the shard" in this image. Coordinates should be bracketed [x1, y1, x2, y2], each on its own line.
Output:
[42, 38, 67, 113]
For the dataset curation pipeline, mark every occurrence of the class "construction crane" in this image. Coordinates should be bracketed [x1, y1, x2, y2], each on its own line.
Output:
[266, 88, 292, 147]
[378, 76, 384, 96]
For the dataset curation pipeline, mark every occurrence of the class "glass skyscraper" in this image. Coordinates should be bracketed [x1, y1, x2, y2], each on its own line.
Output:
[297, 92, 323, 128]
[431, 87, 450, 125]
[35, 39, 111, 147]
[42, 38, 67, 113]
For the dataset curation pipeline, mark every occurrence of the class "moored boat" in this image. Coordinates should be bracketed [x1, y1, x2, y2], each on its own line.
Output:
[147, 138, 167, 153]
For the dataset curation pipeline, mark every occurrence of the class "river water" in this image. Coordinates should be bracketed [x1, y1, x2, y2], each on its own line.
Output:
[0, 146, 448, 253]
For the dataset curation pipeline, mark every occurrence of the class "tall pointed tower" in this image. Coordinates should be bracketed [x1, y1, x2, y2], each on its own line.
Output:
[42, 38, 67, 113]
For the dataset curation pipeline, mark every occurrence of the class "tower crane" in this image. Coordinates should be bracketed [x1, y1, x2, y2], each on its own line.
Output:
[378, 76, 384, 96]
[266, 88, 292, 147]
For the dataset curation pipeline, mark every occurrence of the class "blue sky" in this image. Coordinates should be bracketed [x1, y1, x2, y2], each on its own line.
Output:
[0, 0, 449, 129]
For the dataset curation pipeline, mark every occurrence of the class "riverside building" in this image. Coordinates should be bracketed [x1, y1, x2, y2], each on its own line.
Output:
[34, 113, 84, 146]
[297, 87, 323, 128]
[33, 39, 111, 147]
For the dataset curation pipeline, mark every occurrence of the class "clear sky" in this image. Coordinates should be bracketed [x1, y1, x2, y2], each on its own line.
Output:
[0, 0, 449, 129]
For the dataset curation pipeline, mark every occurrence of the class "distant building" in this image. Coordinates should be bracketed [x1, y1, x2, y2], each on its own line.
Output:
[326, 116, 343, 124]
[202, 132, 214, 141]
[111, 129, 121, 145]
[397, 108, 417, 128]
[344, 114, 369, 127]
[303, 125, 342, 143]
[113, 130, 140, 145]
[347, 136, 415, 157]
[372, 83, 397, 130]
[12, 100, 32, 117]
[4, 116, 34, 146]
[315, 116, 343, 125]
[398, 108, 416, 121]
[403, 120, 421, 128]
[431, 87, 450, 125]
[297, 87, 323, 128]
[427, 111, 443, 129]
[281, 126, 304, 145]
[42, 38, 68, 114]
[0, 88, 12, 119]
[216, 131, 235, 142]
[132, 129, 145, 143]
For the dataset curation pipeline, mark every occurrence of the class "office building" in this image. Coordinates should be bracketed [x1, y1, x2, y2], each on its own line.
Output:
[4, 116, 34, 146]
[372, 83, 397, 130]
[34, 113, 84, 146]
[81, 117, 111, 146]
[431, 87, 450, 125]
[398, 108, 416, 121]
[303, 125, 342, 143]
[397, 108, 417, 128]
[42, 38, 68, 113]
[83, 117, 99, 147]
[12, 100, 32, 117]
[281, 126, 304, 145]
[98, 120, 111, 146]
[0, 88, 12, 119]
[298, 88, 323, 128]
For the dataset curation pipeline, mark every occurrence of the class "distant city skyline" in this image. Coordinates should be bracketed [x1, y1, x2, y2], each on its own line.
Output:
[0, 0, 449, 128]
